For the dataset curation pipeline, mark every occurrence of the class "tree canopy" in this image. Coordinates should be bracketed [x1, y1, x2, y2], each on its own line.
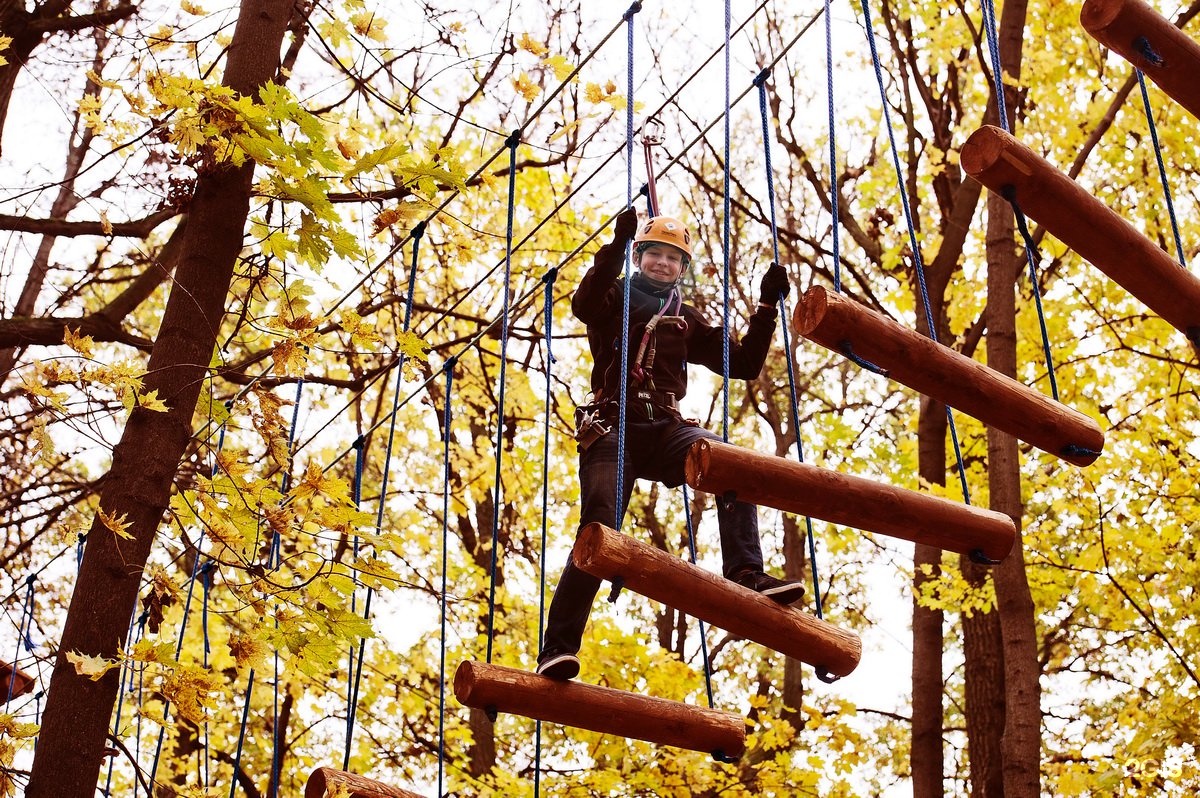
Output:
[1, 1, 1198, 796]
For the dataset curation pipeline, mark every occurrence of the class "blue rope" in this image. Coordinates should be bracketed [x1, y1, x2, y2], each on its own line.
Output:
[437, 357, 457, 798]
[1003, 192, 1061, 402]
[721, 0, 733, 441]
[343, 436, 366, 768]
[980, 0, 1009, 132]
[227, 670, 255, 798]
[6, 575, 35, 709]
[75, 532, 86, 567]
[534, 268, 558, 797]
[980, 0, 1065, 410]
[615, 1, 639, 530]
[756, 72, 826, 619]
[485, 131, 520, 664]
[1135, 69, 1187, 268]
[344, 221, 425, 770]
[681, 486, 716, 708]
[825, 0, 842, 292]
[859, 0, 974, 506]
[104, 607, 146, 795]
[200, 561, 214, 787]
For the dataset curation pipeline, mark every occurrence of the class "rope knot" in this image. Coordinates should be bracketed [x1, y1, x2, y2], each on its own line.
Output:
[1135, 36, 1165, 67]
[504, 129, 522, 149]
[411, 219, 426, 240]
[622, 1, 642, 21]
[753, 66, 772, 87]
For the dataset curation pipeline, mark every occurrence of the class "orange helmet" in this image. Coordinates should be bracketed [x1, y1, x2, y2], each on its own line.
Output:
[634, 216, 693, 261]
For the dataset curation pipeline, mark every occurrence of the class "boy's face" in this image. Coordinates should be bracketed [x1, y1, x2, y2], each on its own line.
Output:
[636, 243, 686, 284]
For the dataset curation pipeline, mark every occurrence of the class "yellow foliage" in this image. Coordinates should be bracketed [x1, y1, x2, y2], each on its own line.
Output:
[98, 506, 133, 540]
[65, 651, 120, 681]
[160, 664, 221, 724]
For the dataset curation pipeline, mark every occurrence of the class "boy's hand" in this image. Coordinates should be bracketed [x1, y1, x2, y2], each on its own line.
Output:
[614, 206, 639, 243]
[758, 261, 790, 305]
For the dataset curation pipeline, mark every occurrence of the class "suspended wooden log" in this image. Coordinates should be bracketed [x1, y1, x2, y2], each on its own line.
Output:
[454, 660, 746, 759]
[0, 660, 34, 699]
[793, 284, 1106, 467]
[572, 522, 861, 678]
[1081, 0, 1200, 120]
[961, 124, 1200, 347]
[686, 439, 1017, 563]
[305, 767, 425, 798]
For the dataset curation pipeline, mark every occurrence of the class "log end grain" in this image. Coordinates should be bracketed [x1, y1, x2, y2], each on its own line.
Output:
[960, 124, 1013, 179]
[1080, 0, 1123, 34]
[792, 284, 831, 337]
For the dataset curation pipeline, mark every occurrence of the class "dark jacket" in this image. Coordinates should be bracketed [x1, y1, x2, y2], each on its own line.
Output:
[572, 239, 777, 405]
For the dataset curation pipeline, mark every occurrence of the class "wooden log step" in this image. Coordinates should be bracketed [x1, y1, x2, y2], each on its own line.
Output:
[793, 284, 1106, 466]
[305, 767, 425, 798]
[961, 124, 1200, 346]
[572, 522, 861, 678]
[1082, 0, 1200, 120]
[686, 439, 1016, 563]
[0, 660, 34, 699]
[453, 660, 746, 758]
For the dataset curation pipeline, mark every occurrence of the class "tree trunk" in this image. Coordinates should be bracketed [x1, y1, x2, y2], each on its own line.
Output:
[983, 0, 1041, 795]
[25, 2, 295, 796]
[960, 555, 1006, 796]
[986, 188, 1041, 798]
[911, 402, 946, 798]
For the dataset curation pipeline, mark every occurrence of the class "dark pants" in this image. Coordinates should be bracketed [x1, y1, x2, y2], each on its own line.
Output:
[540, 416, 765, 659]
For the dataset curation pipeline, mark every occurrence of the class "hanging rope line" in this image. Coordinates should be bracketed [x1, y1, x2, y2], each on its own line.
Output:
[681, 485, 716, 708]
[485, 130, 521, 663]
[343, 223, 426, 772]
[4, 575, 35, 709]
[857, 0, 974, 508]
[437, 356, 457, 798]
[721, 0, 733, 441]
[824, 0, 842, 293]
[533, 267, 558, 798]
[979, 0, 1069, 416]
[755, 68, 826, 620]
[342, 435, 366, 768]
[614, 1, 641, 532]
[1134, 66, 1187, 269]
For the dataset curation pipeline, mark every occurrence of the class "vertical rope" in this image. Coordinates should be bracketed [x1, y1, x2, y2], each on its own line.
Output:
[533, 268, 558, 798]
[681, 486, 716, 707]
[437, 357, 457, 798]
[1136, 68, 1187, 268]
[342, 435, 366, 769]
[200, 560, 214, 788]
[756, 71, 826, 618]
[858, 0, 973, 505]
[721, 0, 733, 441]
[5, 576, 34, 709]
[825, 0, 842, 292]
[343, 221, 426, 769]
[485, 131, 520, 663]
[615, 1, 640, 531]
[227, 670, 255, 798]
[104, 607, 145, 795]
[980, 0, 1065, 411]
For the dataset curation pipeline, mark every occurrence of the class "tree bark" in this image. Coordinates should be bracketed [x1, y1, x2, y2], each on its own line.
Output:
[25, 2, 295, 796]
[982, 0, 1041, 795]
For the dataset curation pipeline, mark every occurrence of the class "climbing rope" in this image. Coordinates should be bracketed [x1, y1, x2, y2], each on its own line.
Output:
[437, 357, 457, 798]
[756, 68, 826, 620]
[721, 0, 733, 441]
[1134, 62, 1187, 268]
[533, 267, 559, 798]
[681, 486, 717, 708]
[485, 131, 521, 663]
[613, 1, 641, 533]
[858, 0, 973, 507]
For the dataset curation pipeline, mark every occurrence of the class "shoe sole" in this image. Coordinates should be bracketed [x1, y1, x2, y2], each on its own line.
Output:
[759, 584, 806, 605]
[536, 653, 580, 681]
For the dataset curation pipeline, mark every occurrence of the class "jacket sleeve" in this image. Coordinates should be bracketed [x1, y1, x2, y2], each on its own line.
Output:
[571, 240, 627, 324]
[689, 304, 778, 380]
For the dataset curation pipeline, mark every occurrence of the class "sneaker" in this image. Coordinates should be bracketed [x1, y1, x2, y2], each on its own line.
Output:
[536, 651, 580, 681]
[734, 570, 806, 606]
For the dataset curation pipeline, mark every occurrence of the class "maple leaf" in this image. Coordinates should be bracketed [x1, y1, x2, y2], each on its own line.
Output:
[63, 326, 95, 357]
[137, 389, 169, 412]
[98, 507, 133, 540]
[160, 664, 221, 724]
[517, 33, 549, 57]
[66, 651, 120, 681]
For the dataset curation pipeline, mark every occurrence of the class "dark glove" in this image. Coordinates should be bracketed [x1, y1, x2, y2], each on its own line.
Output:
[758, 261, 790, 305]
[613, 206, 639, 244]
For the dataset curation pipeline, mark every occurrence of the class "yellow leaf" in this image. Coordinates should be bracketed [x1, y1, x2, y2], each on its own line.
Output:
[513, 72, 540, 102]
[517, 33, 549, 57]
[64, 326, 95, 357]
[99, 210, 112, 236]
[160, 664, 221, 724]
[66, 651, 120, 681]
[181, 0, 205, 14]
[137, 389, 169, 412]
[98, 507, 133, 540]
